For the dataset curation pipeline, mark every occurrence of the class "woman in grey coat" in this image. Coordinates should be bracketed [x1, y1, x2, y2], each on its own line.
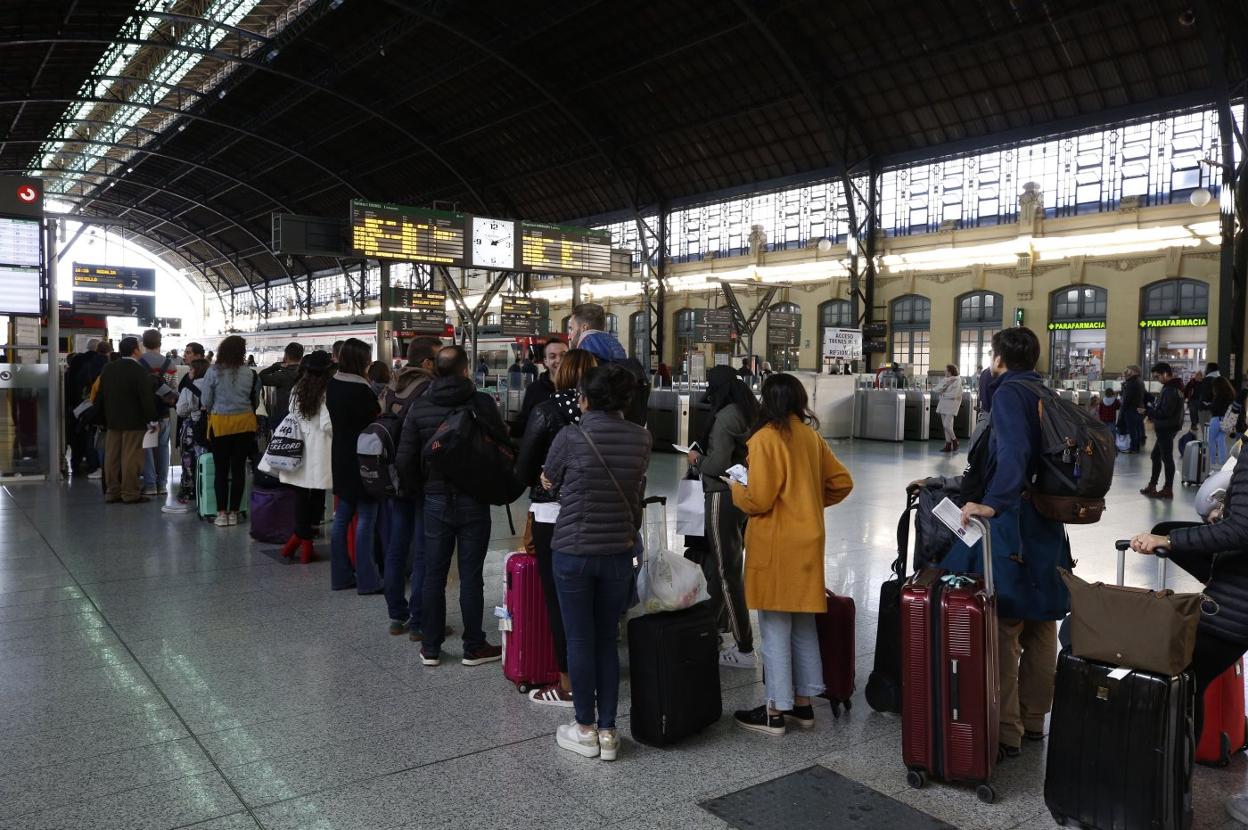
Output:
[688, 365, 759, 668]
[541, 364, 651, 762]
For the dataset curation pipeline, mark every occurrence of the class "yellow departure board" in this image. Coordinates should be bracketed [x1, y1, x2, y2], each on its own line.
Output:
[519, 222, 612, 276]
[350, 201, 466, 265]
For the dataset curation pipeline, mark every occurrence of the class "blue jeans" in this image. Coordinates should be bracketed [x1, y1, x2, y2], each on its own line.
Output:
[330, 496, 381, 592]
[383, 496, 425, 627]
[758, 610, 824, 712]
[553, 550, 635, 729]
[141, 417, 171, 489]
[421, 492, 491, 654]
[1210, 416, 1227, 467]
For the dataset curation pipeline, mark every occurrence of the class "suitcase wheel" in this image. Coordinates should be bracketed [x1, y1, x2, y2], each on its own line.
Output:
[906, 769, 926, 789]
[975, 784, 995, 804]
[516, 683, 532, 694]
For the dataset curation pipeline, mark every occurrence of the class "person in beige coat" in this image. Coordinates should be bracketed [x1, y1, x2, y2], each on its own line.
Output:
[934, 364, 963, 452]
[728, 374, 853, 736]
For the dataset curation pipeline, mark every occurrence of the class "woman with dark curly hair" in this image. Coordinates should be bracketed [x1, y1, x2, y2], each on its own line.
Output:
[200, 335, 260, 527]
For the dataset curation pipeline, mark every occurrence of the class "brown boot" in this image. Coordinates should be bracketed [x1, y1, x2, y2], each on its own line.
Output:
[940, 442, 952, 453]
[953, 440, 960, 451]
[1156, 488, 1174, 500]
[1140, 485, 1159, 497]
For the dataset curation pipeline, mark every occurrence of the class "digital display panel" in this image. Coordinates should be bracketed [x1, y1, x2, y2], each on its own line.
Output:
[767, 311, 800, 346]
[350, 201, 466, 266]
[389, 287, 447, 331]
[0, 217, 41, 267]
[500, 296, 550, 336]
[697, 308, 736, 344]
[519, 222, 612, 276]
[72, 263, 156, 320]
[0, 266, 41, 314]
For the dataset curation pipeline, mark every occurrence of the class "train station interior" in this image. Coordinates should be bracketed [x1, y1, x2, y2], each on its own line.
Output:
[2, 1, 1248, 828]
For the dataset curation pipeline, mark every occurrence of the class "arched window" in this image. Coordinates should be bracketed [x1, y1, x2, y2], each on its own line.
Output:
[629, 311, 649, 362]
[674, 307, 700, 362]
[1050, 285, 1107, 321]
[1139, 279, 1210, 375]
[766, 302, 802, 371]
[955, 291, 1002, 375]
[818, 300, 853, 362]
[560, 314, 571, 337]
[605, 313, 619, 336]
[1141, 279, 1209, 319]
[1048, 285, 1108, 379]
[890, 295, 931, 376]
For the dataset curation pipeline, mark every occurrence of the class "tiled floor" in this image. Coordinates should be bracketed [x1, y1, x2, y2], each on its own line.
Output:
[0, 437, 1245, 829]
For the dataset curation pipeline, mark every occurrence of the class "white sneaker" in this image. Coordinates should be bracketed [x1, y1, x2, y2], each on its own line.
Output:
[1226, 793, 1248, 824]
[556, 723, 599, 758]
[214, 513, 229, 528]
[227, 512, 239, 526]
[720, 645, 757, 669]
[87, 469, 102, 480]
[141, 486, 158, 496]
[599, 728, 620, 761]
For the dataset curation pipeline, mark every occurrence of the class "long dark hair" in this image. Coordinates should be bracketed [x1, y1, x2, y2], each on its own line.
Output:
[753, 373, 818, 435]
[293, 352, 332, 419]
[702, 364, 759, 446]
[215, 335, 246, 370]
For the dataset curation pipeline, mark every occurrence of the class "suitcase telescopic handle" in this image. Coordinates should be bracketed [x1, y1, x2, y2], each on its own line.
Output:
[642, 496, 667, 506]
[967, 517, 993, 597]
[1113, 539, 1169, 589]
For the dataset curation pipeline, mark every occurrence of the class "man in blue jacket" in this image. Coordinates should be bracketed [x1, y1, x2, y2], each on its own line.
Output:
[949, 327, 1072, 758]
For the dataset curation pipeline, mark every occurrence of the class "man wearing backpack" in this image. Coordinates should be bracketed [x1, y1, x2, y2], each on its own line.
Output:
[139, 329, 177, 496]
[397, 345, 511, 667]
[566, 302, 650, 426]
[381, 337, 441, 639]
[952, 327, 1074, 759]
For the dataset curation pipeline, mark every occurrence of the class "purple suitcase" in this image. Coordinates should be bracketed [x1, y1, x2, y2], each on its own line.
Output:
[249, 485, 296, 544]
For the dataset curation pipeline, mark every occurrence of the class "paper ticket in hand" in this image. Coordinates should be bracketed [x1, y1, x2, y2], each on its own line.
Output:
[725, 464, 749, 486]
[933, 497, 983, 547]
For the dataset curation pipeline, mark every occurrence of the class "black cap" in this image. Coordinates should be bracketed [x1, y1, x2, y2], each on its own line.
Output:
[302, 350, 333, 374]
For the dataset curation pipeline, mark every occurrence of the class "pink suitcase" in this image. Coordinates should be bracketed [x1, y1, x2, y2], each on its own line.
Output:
[500, 551, 560, 692]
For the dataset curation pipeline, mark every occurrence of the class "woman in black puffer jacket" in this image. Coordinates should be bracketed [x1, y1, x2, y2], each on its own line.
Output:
[514, 349, 598, 707]
[1130, 456, 1248, 741]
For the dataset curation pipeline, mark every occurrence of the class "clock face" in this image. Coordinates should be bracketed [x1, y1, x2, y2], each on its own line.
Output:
[471, 217, 516, 270]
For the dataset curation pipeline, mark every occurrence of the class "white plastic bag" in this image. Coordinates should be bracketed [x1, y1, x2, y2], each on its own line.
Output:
[675, 476, 704, 537]
[636, 497, 709, 613]
[259, 413, 305, 472]
[1115, 432, 1131, 453]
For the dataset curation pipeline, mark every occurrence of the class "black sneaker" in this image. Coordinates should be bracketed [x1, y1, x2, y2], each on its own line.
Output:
[781, 704, 816, 729]
[999, 743, 1021, 759]
[734, 705, 785, 736]
[1024, 729, 1046, 742]
[388, 620, 409, 636]
[462, 643, 502, 666]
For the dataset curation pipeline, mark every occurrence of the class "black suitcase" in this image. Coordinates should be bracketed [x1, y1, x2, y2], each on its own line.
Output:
[865, 495, 916, 714]
[1044, 650, 1194, 830]
[627, 601, 721, 746]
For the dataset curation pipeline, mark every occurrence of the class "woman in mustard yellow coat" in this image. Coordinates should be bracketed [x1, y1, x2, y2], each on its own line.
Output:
[729, 374, 853, 736]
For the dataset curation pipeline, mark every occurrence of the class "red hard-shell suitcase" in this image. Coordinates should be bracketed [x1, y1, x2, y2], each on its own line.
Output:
[500, 551, 560, 693]
[815, 589, 855, 716]
[1197, 659, 1247, 766]
[901, 516, 1000, 804]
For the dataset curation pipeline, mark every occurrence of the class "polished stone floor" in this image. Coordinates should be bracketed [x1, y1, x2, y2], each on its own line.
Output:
[0, 435, 1244, 830]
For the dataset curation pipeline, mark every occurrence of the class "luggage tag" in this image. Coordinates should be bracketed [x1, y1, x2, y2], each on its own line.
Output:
[493, 606, 512, 632]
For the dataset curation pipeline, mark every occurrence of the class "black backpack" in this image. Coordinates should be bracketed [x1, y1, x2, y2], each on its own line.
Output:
[1016, 379, 1115, 523]
[422, 404, 525, 506]
[358, 384, 427, 499]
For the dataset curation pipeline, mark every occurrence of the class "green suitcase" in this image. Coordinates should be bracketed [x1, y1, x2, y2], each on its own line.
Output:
[197, 453, 252, 519]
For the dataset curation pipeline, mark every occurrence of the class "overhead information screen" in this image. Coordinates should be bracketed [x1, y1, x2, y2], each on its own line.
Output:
[520, 222, 612, 276]
[72, 263, 156, 320]
[389, 287, 447, 332]
[501, 296, 550, 336]
[0, 217, 42, 314]
[350, 201, 466, 266]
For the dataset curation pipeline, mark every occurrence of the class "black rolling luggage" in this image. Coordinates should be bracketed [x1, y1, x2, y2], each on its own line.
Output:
[1044, 649, 1194, 830]
[627, 601, 721, 746]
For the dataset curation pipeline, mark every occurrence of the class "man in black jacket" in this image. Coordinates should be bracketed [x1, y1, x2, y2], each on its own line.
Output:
[511, 338, 567, 438]
[259, 342, 304, 426]
[1118, 365, 1145, 453]
[1141, 362, 1185, 500]
[96, 337, 157, 504]
[397, 345, 510, 668]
